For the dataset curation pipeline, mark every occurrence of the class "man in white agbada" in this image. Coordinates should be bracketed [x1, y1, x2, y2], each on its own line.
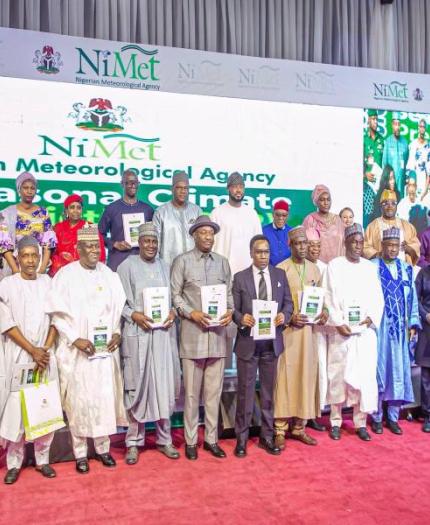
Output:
[324, 223, 384, 441]
[117, 222, 181, 465]
[0, 236, 57, 484]
[210, 172, 262, 276]
[47, 225, 127, 474]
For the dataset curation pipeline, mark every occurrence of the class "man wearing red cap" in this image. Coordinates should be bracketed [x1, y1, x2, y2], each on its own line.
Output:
[262, 200, 292, 266]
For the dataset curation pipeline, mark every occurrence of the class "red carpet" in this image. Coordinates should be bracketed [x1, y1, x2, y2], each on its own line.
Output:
[1, 418, 429, 525]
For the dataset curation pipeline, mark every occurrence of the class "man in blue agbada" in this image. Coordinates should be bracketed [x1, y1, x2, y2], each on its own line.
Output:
[371, 226, 421, 435]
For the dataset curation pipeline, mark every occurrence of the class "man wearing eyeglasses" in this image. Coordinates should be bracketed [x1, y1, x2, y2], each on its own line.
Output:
[99, 169, 154, 271]
[363, 189, 420, 265]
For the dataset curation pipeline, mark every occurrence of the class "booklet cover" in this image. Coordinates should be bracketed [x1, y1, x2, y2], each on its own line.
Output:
[201, 284, 227, 326]
[143, 286, 170, 329]
[122, 213, 145, 247]
[345, 303, 366, 334]
[88, 318, 112, 359]
[300, 285, 324, 323]
[252, 299, 278, 340]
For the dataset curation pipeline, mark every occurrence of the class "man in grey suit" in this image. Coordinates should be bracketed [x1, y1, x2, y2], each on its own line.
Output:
[233, 234, 293, 457]
[171, 215, 233, 460]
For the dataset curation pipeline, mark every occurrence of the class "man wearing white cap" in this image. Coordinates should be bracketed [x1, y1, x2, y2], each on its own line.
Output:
[324, 223, 384, 441]
[153, 170, 202, 267]
[210, 172, 262, 276]
[47, 225, 127, 473]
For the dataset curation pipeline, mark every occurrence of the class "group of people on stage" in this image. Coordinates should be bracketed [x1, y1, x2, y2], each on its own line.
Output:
[1, 168, 430, 486]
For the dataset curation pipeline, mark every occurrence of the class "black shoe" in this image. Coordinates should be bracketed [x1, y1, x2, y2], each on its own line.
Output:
[386, 420, 402, 435]
[185, 445, 198, 460]
[258, 438, 281, 455]
[329, 426, 341, 440]
[371, 421, 383, 434]
[356, 427, 371, 441]
[4, 468, 20, 484]
[307, 419, 326, 432]
[423, 417, 430, 433]
[203, 442, 226, 458]
[95, 453, 116, 467]
[36, 464, 56, 478]
[234, 442, 247, 458]
[76, 458, 90, 474]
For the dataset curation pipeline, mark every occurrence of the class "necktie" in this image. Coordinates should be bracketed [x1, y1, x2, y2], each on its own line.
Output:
[258, 270, 268, 300]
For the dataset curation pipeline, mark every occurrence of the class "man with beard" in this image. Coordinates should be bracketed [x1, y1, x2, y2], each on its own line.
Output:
[152, 171, 202, 267]
[210, 172, 262, 276]
[262, 200, 292, 266]
[382, 113, 409, 198]
[99, 169, 154, 271]
[324, 224, 384, 441]
[364, 189, 420, 265]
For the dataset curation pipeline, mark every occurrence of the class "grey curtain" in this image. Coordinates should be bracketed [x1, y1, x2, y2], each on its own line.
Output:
[0, 0, 429, 73]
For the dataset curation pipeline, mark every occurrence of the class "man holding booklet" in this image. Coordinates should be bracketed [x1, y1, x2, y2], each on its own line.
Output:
[274, 226, 328, 449]
[171, 215, 233, 460]
[47, 225, 127, 473]
[232, 234, 293, 457]
[324, 223, 384, 441]
[0, 236, 58, 484]
[117, 222, 181, 465]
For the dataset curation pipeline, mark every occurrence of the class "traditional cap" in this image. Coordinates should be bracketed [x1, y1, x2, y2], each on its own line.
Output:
[138, 222, 158, 238]
[344, 223, 363, 239]
[312, 184, 330, 206]
[17, 235, 39, 251]
[273, 200, 290, 212]
[368, 109, 378, 117]
[77, 224, 100, 242]
[189, 215, 220, 235]
[227, 172, 244, 187]
[172, 170, 189, 187]
[288, 226, 307, 242]
[382, 227, 401, 241]
[392, 111, 401, 121]
[16, 172, 37, 191]
[64, 194, 83, 209]
[380, 189, 398, 203]
[305, 227, 320, 242]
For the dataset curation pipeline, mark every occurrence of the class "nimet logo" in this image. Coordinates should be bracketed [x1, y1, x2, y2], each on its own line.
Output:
[373, 81, 408, 103]
[76, 44, 160, 81]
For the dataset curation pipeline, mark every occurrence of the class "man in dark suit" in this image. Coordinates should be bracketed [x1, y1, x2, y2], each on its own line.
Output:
[232, 234, 293, 457]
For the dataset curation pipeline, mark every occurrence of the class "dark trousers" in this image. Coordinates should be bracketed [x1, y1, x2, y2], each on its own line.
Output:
[422, 366, 430, 416]
[235, 341, 277, 443]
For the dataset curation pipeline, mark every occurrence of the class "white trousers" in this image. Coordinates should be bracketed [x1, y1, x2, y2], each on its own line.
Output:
[70, 433, 110, 460]
[6, 432, 54, 470]
[330, 403, 367, 429]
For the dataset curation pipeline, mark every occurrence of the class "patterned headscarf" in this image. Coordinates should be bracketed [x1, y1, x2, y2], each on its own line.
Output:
[311, 184, 330, 206]
[16, 172, 37, 191]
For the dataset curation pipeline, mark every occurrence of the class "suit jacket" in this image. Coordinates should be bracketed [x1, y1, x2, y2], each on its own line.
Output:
[232, 265, 293, 360]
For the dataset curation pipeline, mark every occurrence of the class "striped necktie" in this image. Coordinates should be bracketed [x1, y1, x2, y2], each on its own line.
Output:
[258, 270, 268, 300]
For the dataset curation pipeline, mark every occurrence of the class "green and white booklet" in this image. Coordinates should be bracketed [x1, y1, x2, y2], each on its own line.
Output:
[201, 284, 227, 326]
[143, 286, 170, 329]
[88, 318, 112, 359]
[252, 299, 278, 340]
[122, 212, 145, 247]
[345, 301, 366, 334]
[299, 285, 324, 323]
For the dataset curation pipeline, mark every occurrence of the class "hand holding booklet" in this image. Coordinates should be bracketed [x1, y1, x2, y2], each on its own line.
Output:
[299, 285, 324, 324]
[88, 318, 112, 359]
[201, 284, 227, 326]
[122, 213, 145, 247]
[252, 299, 278, 340]
[345, 302, 367, 334]
[143, 286, 170, 329]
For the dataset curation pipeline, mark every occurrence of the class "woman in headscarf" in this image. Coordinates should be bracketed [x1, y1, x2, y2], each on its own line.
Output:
[302, 184, 345, 263]
[49, 194, 106, 277]
[0, 172, 56, 277]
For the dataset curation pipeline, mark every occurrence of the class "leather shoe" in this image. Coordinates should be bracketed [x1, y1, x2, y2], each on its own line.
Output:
[258, 438, 281, 455]
[157, 444, 180, 460]
[356, 427, 372, 441]
[4, 468, 20, 484]
[95, 453, 116, 467]
[76, 458, 90, 474]
[329, 426, 341, 440]
[125, 446, 139, 465]
[203, 441, 226, 458]
[185, 445, 198, 460]
[371, 421, 383, 434]
[307, 419, 326, 432]
[36, 464, 56, 478]
[422, 417, 430, 433]
[290, 432, 317, 446]
[274, 434, 286, 450]
[386, 420, 402, 435]
[234, 442, 247, 458]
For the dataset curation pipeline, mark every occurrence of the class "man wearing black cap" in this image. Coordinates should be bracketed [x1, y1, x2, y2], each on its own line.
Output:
[171, 216, 233, 460]
[153, 170, 202, 267]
